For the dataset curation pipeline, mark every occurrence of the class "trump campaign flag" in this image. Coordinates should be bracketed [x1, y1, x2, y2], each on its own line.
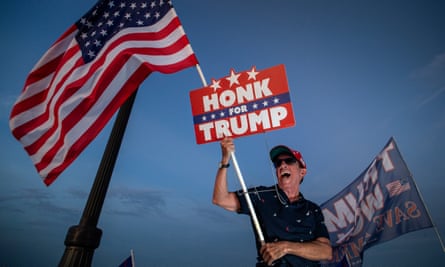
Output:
[320, 137, 434, 267]
[9, 0, 198, 185]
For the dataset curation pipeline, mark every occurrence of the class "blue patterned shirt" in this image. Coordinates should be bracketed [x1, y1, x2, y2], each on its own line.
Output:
[237, 185, 330, 267]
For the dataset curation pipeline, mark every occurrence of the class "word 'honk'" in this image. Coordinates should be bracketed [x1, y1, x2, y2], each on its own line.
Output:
[202, 79, 272, 112]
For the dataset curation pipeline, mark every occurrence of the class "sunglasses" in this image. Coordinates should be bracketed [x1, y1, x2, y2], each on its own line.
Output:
[273, 157, 297, 168]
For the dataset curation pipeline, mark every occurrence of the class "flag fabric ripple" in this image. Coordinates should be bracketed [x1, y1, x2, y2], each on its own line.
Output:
[9, 0, 198, 185]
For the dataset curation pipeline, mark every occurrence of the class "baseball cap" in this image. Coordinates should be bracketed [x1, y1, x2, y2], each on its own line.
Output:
[269, 145, 306, 169]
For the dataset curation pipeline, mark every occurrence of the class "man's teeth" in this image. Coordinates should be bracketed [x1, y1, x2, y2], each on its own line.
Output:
[281, 173, 290, 178]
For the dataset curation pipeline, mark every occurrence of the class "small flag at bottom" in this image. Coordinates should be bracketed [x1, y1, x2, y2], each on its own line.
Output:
[118, 256, 132, 267]
[118, 249, 135, 267]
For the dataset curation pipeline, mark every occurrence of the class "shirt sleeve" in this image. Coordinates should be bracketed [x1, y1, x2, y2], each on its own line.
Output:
[235, 189, 252, 215]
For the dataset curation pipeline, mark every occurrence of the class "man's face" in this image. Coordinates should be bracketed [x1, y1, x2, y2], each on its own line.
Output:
[274, 154, 307, 189]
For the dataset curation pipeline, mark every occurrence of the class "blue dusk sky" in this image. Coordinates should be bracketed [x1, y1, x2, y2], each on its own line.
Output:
[1, 0, 444, 266]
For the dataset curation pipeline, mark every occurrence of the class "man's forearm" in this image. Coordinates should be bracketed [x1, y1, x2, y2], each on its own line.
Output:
[284, 238, 332, 261]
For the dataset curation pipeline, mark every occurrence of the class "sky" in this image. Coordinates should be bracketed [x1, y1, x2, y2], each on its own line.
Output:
[1, 0, 444, 266]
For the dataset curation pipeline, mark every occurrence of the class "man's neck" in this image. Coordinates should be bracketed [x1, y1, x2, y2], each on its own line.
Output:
[281, 186, 300, 203]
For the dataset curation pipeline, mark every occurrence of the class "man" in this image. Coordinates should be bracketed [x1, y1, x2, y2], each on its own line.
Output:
[212, 137, 332, 267]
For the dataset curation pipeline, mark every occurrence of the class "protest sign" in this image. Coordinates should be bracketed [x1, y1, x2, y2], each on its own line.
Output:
[190, 64, 295, 144]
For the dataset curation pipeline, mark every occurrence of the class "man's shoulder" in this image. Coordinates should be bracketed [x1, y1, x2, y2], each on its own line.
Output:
[300, 194, 322, 209]
[243, 185, 275, 192]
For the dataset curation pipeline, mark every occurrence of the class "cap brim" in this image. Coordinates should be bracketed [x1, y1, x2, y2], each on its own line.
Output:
[269, 145, 294, 161]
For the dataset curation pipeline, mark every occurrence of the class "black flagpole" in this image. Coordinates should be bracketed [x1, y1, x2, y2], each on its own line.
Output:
[58, 89, 138, 267]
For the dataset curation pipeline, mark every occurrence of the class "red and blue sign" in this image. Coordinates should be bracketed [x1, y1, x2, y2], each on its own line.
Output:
[189, 64, 295, 144]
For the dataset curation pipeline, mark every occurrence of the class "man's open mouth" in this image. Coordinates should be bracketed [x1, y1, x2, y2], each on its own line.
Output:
[280, 171, 291, 178]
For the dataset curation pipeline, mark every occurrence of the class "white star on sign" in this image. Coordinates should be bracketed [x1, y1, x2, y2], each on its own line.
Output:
[247, 66, 259, 80]
[226, 69, 240, 87]
[210, 79, 221, 91]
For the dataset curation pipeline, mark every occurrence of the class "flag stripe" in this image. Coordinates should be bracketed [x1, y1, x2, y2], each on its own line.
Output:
[10, 2, 198, 185]
[35, 53, 140, 172]
[40, 65, 146, 184]
[10, 46, 82, 132]
[14, 53, 84, 149]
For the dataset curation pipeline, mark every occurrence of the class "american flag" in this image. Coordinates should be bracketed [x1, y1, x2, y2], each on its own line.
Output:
[9, 0, 198, 186]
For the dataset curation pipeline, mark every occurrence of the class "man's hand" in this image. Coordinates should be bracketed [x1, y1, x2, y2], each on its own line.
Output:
[260, 241, 289, 266]
[260, 237, 333, 265]
[220, 136, 234, 161]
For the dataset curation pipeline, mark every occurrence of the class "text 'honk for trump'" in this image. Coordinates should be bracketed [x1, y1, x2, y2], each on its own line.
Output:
[190, 64, 296, 144]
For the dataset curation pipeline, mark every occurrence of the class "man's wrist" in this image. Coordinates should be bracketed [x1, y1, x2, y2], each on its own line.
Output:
[218, 162, 230, 169]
